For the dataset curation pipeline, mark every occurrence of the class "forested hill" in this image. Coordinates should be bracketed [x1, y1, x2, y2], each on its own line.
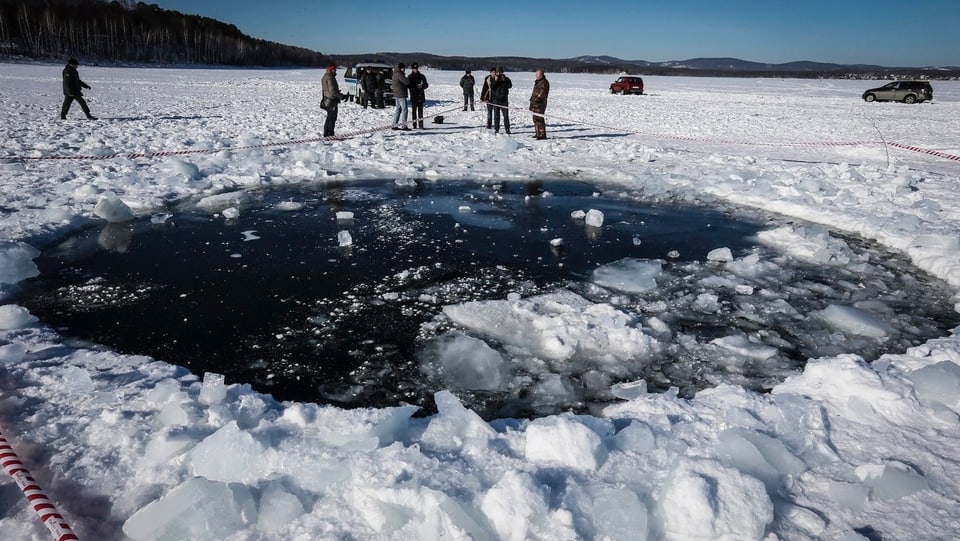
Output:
[0, 0, 330, 66]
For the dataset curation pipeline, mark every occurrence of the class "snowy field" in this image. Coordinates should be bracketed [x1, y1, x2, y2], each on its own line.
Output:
[2, 62, 960, 540]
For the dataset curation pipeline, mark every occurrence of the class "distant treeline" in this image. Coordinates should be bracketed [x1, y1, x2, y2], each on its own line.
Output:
[0, 0, 330, 66]
[334, 52, 960, 80]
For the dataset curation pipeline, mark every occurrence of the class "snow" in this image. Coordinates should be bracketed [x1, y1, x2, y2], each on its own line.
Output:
[2, 62, 960, 540]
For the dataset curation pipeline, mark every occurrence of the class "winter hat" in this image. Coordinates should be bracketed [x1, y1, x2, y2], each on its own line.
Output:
[68, 58, 79, 66]
[326, 64, 336, 71]
[398, 62, 405, 69]
[496, 66, 504, 74]
[465, 69, 471, 74]
[411, 62, 419, 69]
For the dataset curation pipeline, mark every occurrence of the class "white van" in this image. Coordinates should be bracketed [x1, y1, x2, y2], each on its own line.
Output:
[343, 63, 395, 105]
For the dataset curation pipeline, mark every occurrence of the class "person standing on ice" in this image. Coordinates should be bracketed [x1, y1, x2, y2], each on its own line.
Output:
[321, 63, 341, 138]
[362, 68, 380, 109]
[459, 69, 475, 111]
[479, 67, 496, 129]
[60, 58, 97, 120]
[490, 66, 512, 135]
[407, 63, 429, 129]
[391, 62, 411, 130]
[529, 69, 549, 140]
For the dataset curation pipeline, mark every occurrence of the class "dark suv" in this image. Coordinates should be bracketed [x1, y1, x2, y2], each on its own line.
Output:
[610, 76, 644, 95]
[862, 81, 932, 104]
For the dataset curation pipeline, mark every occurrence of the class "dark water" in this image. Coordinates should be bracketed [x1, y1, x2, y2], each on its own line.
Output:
[17, 179, 960, 419]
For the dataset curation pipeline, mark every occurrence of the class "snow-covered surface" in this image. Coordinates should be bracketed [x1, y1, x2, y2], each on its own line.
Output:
[2, 63, 960, 540]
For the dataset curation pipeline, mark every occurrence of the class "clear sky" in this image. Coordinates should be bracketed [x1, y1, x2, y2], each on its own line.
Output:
[151, 0, 959, 67]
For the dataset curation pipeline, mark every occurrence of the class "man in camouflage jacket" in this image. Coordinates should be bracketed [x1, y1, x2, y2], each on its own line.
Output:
[529, 69, 549, 140]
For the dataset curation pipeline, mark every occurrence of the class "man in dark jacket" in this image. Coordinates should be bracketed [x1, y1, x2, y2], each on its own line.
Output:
[407, 63, 429, 129]
[459, 70, 475, 111]
[362, 68, 380, 109]
[489, 67, 512, 135]
[60, 58, 97, 120]
[529, 69, 550, 140]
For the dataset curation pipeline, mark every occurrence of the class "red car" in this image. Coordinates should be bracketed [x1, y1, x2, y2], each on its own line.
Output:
[610, 76, 644, 95]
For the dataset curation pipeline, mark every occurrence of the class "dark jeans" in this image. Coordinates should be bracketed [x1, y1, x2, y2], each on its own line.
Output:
[485, 102, 493, 128]
[463, 92, 474, 111]
[60, 95, 91, 118]
[493, 104, 510, 134]
[323, 105, 338, 137]
[411, 101, 424, 129]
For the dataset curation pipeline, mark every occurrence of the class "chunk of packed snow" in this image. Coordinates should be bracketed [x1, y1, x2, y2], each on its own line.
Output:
[0, 242, 40, 285]
[659, 458, 773, 541]
[707, 246, 734, 262]
[197, 191, 252, 213]
[0, 304, 38, 329]
[525, 415, 607, 471]
[94, 195, 136, 223]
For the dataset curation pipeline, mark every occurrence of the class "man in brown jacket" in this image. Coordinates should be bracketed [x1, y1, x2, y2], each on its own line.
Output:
[529, 69, 549, 140]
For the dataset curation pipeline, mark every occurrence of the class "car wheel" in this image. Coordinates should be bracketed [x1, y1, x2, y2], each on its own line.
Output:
[903, 95, 917, 104]
[863, 94, 876, 102]
[620, 89, 627, 95]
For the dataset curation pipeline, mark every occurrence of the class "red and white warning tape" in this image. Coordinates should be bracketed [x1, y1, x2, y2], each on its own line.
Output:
[487, 102, 960, 161]
[0, 103, 467, 162]
[0, 429, 79, 541]
[2, 100, 958, 164]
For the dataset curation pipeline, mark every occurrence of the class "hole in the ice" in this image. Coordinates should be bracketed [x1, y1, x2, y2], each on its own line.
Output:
[16, 179, 960, 420]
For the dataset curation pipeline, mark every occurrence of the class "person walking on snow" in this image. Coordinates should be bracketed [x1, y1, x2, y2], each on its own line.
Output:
[391, 63, 410, 130]
[60, 58, 97, 120]
[460, 69, 475, 111]
[529, 69, 550, 140]
[321, 63, 341, 137]
[489, 67, 512, 135]
[408, 63, 429, 129]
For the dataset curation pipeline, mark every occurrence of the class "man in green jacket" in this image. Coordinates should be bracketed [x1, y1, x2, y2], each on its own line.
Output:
[60, 58, 97, 120]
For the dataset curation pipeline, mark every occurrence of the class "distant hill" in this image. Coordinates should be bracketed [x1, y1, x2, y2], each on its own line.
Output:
[332, 52, 960, 80]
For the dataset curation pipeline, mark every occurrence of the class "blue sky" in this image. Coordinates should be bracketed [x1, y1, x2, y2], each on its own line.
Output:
[152, 0, 959, 67]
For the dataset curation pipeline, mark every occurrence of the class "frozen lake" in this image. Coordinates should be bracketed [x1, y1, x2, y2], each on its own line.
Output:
[3, 62, 960, 541]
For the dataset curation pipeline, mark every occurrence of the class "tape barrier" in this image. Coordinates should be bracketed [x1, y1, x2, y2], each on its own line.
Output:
[0, 429, 80, 541]
[3, 99, 958, 164]
[1, 103, 467, 162]
[487, 102, 960, 161]
[887, 141, 960, 162]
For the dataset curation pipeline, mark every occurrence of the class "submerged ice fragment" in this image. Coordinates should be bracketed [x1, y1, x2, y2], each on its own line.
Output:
[591, 258, 662, 293]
